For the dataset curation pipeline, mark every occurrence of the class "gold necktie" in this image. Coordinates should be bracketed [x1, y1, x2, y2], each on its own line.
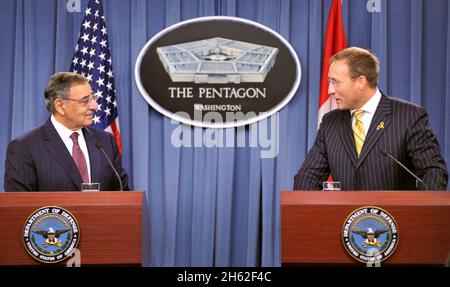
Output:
[353, 110, 365, 158]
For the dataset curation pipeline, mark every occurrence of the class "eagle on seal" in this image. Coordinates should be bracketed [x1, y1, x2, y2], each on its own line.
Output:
[352, 227, 389, 247]
[33, 227, 69, 247]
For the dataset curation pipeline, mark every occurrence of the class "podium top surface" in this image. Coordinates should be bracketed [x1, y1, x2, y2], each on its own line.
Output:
[282, 191, 450, 206]
[0, 191, 143, 207]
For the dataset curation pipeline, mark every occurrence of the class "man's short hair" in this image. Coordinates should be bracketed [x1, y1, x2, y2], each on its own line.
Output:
[330, 47, 379, 88]
[44, 72, 87, 113]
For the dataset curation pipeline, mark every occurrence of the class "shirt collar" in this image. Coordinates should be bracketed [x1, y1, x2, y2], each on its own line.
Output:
[50, 115, 83, 139]
[350, 88, 382, 116]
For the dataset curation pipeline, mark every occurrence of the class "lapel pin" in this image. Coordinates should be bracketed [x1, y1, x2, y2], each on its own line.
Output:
[377, 121, 385, 131]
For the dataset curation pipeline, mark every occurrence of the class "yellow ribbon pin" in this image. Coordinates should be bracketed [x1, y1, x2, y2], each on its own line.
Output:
[377, 121, 384, 130]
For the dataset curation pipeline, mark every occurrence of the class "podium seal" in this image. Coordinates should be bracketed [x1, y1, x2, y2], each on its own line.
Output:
[342, 206, 399, 264]
[23, 206, 80, 263]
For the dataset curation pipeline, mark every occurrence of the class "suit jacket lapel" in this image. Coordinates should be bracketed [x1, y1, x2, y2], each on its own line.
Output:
[41, 118, 83, 190]
[357, 94, 392, 167]
[339, 111, 359, 167]
[83, 128, 101, 183]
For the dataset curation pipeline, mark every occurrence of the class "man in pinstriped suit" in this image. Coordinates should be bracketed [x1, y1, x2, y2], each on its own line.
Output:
[294, 47, 448, 190]
[4, 72, 128, 191]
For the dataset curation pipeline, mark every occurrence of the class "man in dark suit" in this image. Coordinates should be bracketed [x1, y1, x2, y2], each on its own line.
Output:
[4, 72, 128, 191]
[294, 47, 448, 190]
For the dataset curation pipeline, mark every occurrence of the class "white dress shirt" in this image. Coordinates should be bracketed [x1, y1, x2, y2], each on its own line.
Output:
[350, 88, 382, 136]
[51, 115, 91, 182]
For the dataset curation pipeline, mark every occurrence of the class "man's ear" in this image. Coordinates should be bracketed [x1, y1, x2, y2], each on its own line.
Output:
[356, 75, 368, 90]
[53, 98, 65, 116]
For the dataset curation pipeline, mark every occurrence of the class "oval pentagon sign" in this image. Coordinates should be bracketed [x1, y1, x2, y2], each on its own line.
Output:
[135, 16, 301, 128]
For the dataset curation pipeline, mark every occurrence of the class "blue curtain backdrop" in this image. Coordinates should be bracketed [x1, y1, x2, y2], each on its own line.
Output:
[1, 0, 449, 266]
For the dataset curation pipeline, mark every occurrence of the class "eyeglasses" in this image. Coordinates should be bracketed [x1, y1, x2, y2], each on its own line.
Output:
[64, 93, 99, 106]
[328, 76, 361, 87]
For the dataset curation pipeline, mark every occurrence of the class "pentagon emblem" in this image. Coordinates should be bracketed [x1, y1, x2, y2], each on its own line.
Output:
[342, 206, 399, 264]
[156, 37, 279, 84]
[23, 206, 80, 263]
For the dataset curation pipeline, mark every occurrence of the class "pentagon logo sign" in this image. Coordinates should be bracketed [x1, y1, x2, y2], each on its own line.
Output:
[342, 206, 399, 264]
[135, 16, 301, 128]
[23, 206, 80, 263]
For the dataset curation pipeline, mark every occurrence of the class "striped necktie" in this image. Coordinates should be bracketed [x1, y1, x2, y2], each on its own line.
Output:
[353, 110, 365, 158]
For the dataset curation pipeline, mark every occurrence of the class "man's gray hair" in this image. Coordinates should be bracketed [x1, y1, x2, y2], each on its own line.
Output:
[44, 72, 87, 113]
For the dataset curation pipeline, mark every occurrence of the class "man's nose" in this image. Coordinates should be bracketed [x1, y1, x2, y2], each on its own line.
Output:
[89, 98, 99, 110]
[328, 82, 335, 95]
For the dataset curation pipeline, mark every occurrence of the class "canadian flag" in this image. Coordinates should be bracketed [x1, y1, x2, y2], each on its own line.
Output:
[317, 0, 348, 128]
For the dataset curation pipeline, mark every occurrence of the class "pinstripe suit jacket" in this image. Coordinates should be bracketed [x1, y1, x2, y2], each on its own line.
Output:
[293, 94, 448, 190]
[4, 118, 129, 191]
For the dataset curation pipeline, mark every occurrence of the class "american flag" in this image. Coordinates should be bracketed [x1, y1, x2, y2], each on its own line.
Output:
[70, 0, 122, 155]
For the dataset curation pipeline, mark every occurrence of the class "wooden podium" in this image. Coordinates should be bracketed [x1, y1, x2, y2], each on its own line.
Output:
[0, 191, 143, 266]
[281, 191, 450, 266]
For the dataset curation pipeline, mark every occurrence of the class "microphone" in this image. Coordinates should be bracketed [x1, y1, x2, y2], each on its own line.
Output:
[85, 128, 123, 191]
[380, 150, 428, 190]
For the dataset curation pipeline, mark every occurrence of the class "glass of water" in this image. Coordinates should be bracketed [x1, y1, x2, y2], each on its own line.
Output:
[81, 182, 100, 192]
[322, 181, 341, 191]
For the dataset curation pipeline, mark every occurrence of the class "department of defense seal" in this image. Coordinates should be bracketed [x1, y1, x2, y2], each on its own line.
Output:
[342, 206, 399, 264]
[23, 206, 80, 263]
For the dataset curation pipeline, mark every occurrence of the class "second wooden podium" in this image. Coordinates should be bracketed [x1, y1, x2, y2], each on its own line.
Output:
[281, 191, 450, 266]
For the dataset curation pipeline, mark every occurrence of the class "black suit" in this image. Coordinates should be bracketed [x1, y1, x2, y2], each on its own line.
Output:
[4, 118, 129, 191]
[294, 94, 448, 190]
